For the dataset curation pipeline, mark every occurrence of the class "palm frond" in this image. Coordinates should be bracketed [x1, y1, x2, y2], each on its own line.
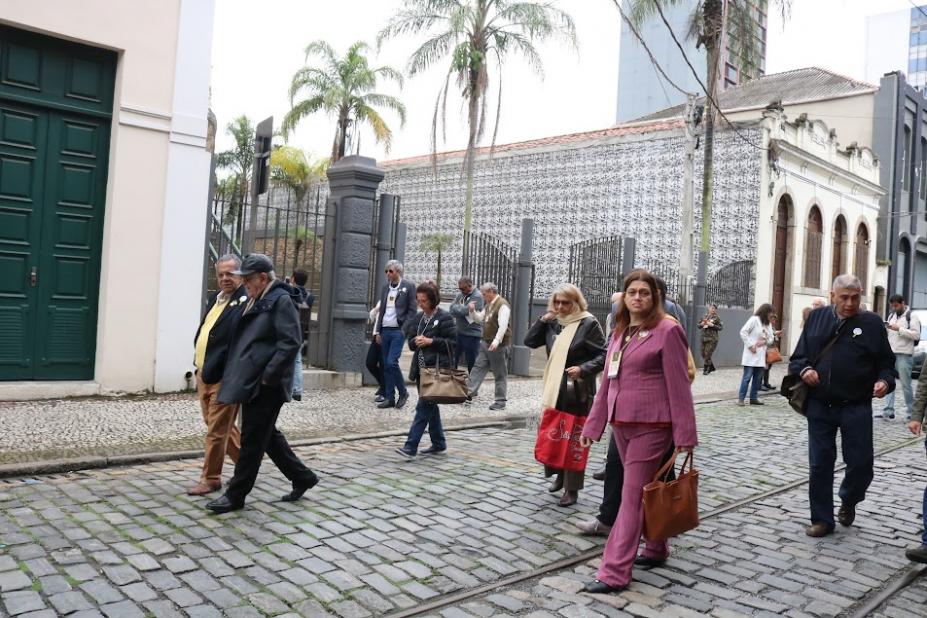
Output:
[354, 103, 393, 152]
[280, 96, 326, 137]
[361, 93, 408, 126]
[407, 31, 460, 75]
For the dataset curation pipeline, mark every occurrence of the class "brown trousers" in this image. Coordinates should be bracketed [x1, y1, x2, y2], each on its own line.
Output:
[197, 376, 242, 484]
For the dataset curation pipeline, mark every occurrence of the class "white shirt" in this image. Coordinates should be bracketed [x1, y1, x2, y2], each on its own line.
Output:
[381, 282, 400, 329]
[471, 296, 511, 347]
[887, 309, 921, 355]
[739, 315, 774, 367]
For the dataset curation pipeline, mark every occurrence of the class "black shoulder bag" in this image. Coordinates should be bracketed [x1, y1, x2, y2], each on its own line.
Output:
[780, 317, 853, 416]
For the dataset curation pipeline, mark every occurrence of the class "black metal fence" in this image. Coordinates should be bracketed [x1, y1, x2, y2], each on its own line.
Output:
[569, 236, 627, 327]
[462, 230, 534, 327]
[367, 196, 402, 308]
[707, 260, 755, 310]
[205, 182, 329, 299]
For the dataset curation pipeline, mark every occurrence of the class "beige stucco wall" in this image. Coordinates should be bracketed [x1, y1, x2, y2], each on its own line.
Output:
[2, 2, 190, 392]
[724, 93, 876, 153]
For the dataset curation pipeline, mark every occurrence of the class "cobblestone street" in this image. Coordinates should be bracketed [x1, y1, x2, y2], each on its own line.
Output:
[1, 395, 925, 617]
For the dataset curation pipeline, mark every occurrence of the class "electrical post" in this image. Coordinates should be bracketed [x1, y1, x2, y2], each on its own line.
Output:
[680, 94, 698, 339]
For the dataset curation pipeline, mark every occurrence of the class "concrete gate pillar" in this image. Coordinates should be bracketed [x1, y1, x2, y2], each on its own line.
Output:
[314, 155, 385, 372]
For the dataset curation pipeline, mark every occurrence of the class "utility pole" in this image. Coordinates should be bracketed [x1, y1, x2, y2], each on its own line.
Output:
[679, 93, 698, 328]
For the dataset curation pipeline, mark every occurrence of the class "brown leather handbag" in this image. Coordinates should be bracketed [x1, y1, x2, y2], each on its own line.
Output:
[765, 347, 783, 364]
[419, 346, 470, 404]
[642, 450, 699, 541]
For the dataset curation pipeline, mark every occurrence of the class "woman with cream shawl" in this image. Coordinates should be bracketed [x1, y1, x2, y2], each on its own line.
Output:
[525, 284, 607, 506]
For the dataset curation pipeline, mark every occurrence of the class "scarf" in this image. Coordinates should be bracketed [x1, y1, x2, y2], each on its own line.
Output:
[541, 310, 594, 410]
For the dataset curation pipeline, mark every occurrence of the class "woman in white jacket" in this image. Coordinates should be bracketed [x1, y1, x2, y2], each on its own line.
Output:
[738, 303, 776, 406]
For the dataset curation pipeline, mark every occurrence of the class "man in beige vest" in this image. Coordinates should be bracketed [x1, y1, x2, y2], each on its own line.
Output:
[467, 282, 512, 410]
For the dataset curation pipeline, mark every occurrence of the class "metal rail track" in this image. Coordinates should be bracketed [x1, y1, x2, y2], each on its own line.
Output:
[385, 435, 925, 618]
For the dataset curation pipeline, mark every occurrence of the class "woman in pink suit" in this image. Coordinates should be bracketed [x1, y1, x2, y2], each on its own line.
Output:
[580, 270, 698, 594]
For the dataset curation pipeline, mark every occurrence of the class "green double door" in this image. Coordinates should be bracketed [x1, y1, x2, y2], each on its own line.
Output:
[0, 27, 115, 380]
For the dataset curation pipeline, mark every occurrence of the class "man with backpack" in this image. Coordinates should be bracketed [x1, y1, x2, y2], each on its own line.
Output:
[290, 269, 314, 401]
[881, 294, 921, 421]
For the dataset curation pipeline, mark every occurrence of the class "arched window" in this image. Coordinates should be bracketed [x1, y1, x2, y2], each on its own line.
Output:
[855, 223, 870, 292]
[804, 206, 823, 289]
[831, 215, 847, 284]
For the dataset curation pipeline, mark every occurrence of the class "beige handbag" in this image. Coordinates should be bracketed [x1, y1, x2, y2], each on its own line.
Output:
[419, 346, 470, 404]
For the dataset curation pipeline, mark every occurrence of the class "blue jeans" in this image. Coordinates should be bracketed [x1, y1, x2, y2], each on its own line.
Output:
[404, 392, 445, 454]
[455, 335, 480, 372]
[806, 398, 874, 528]
[380, 328, 408, 402]
[292, 344, 304, 396]
[882, 353, 913, 418]
[738, 366, 764, 401]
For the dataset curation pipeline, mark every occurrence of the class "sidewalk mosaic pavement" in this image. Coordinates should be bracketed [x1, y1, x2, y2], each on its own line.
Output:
[0, 366, 782, 466]
[0, 396, 924, 617]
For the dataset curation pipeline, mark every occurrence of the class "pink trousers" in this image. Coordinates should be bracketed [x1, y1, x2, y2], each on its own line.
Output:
[596, 424, 673, 587]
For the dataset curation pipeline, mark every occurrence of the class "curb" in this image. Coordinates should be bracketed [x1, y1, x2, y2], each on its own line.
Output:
[0, 419, 518, 480]
[0, 390, 762, 479]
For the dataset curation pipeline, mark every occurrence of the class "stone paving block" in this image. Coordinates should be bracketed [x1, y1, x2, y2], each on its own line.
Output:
[162, 556, 198, 574]
[293, 598, 335, 618]
[247, 591, 290, 615]
[2, 590, 45, 616]
[165, 587, 203, 608]
[0, 571, 31, 593]
[329, 599, 371, 618]
[79, 580, 123, 605]
[99, 599, 143, 618]
[118, 582, 157, 603]
[142, 600, 185, 618]
[48, 591, 93, 615]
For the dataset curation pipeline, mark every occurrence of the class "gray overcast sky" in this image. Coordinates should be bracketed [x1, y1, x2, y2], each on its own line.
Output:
[210, 0, 917, 163]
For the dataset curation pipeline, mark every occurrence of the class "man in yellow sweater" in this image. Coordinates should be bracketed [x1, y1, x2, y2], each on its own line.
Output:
[189, 254, 247, 495]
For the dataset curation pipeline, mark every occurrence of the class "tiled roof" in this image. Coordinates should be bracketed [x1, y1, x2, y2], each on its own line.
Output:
[381, 119, 685, 168]
[633, 67, 878, 122]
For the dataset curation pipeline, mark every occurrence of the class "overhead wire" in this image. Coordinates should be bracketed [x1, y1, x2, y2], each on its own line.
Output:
[650, 0, 767, 152]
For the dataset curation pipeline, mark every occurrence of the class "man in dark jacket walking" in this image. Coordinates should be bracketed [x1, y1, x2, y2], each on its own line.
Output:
[789, 274, 895, 537]
[206, 254, 318, 513]
[449, 276, 483, 371]
[373, 260, 417, 409]
[189, 254, 246, 496]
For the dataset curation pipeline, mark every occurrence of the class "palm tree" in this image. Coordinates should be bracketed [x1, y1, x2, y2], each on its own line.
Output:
[421, 233, 456, 291]
[270, 145, 329, 207]
[281, 40, 406, 163]
[216, 114, 255, 239]
[378, 0, 576, 265]
[626, 0, 789, 302]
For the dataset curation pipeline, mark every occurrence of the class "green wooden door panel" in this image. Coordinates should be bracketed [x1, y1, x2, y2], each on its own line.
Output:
[33, 113, 110, 379]
[0, 27, 114, 381]
[0, 26, 116, 117]
[0, 103, 47, 379]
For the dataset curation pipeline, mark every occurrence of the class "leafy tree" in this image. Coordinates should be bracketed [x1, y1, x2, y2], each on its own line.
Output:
[379, 0, 576, 263]
[281, 41, 406, 163]
[421, 233, 456, 291]
[627, 0, 789, 295]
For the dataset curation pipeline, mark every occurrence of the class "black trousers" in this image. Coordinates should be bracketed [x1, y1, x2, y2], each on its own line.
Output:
[598, 431, 676, 527]
[225, 384, 315, 504]
[366, 341, 384, 394]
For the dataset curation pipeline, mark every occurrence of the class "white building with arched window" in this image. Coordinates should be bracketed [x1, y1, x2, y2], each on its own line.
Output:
[758, 109, 885, 354]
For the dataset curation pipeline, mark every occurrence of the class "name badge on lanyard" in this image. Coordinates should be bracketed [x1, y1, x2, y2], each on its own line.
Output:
[607, 348, 622, 379]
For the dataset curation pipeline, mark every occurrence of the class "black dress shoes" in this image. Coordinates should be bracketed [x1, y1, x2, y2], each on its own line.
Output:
[634, 554, 667, 568]
[548, 475, 564, 493]
[377, 400, 395, 409]
[592, 465, 607, 481]
[374, 394, 386, 403]
[205, 495, 244, 514]
[805, 522, 833, 537]
[838, 501, 856, 527]
[396, 393, 409, 409]
[584, 580, 626, 594]
[420, 446, 446, 455]
[281, 473, 319, 502]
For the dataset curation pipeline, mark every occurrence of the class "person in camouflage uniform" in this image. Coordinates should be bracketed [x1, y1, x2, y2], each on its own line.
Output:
[699, 304, 723, 375]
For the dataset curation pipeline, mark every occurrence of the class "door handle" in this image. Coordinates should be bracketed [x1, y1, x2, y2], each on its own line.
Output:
[30, 267, 37, 287]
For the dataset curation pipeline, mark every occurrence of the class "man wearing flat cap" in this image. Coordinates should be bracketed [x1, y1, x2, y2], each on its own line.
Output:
[206, 254, 318, 513]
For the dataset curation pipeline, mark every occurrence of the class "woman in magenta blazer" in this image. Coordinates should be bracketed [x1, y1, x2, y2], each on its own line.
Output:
[580, 269, 698, 594]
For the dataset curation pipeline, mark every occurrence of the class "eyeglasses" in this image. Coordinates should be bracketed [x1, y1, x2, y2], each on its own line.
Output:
[386, 269, 396, 274]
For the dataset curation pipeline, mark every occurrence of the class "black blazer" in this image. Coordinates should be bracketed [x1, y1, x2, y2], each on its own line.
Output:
[403, 308, 456, 382]
[194, 284, 247, 385]
[525, 315, 607, 414]
[218, 281, 302, 404]
[375, 278, 418, 332]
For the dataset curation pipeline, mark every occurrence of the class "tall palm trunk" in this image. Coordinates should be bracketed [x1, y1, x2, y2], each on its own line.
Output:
[462, 73, 480, 274]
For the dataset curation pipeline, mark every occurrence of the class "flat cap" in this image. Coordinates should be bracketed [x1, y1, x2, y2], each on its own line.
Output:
[232, 253, 274, 276]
